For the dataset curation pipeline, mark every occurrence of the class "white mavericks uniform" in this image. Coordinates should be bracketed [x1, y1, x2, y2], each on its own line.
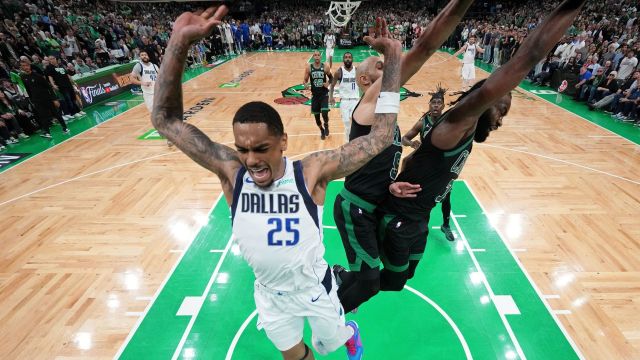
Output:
[338, 66, 359, 142]
[133, 61, 159, 111]
[324, 34, 336, 61]
[231, 158, 353, 353]
[461, 43, 477, 80]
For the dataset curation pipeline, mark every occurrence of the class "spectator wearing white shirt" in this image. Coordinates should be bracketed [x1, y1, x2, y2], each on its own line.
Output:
[616, 50, 638, 81]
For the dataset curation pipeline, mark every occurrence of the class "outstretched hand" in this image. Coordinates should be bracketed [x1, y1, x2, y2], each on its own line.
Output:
[172, 5, 228, 44]
[389, 181, 422, 198]
[363, 17, 401, 55]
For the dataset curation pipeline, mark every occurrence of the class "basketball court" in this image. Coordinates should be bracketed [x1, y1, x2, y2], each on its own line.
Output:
[1, 33, 639, 360]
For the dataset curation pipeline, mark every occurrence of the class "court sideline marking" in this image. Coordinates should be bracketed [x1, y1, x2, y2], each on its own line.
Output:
[223, 286, 473, 360]
[461, 180, 586, 359]
[450, 212, 526, 359]
[112, 193, 224, 360]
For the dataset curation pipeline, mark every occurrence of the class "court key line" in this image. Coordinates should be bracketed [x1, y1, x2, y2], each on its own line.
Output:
[113, 193, 224, 359]
[462, 180, 585, 359]
[450, 212, 526, 360]
[223, 287, 472, 360]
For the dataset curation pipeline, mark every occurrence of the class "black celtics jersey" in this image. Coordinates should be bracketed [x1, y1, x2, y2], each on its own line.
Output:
[310, 63, 327, 95]
[381, 111, 473, 220]
[344, 101, 403, 205]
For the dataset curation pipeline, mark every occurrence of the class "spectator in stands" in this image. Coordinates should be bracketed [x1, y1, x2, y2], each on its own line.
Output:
[19, 59, 69, 138]
[616, 50, 638, 82]
[588, 71, 619, 108]
[45, 55, 85, 120]
[0, 90, 30, 140]
[85, 58, 99, 71]
[74, 57, 92, 74]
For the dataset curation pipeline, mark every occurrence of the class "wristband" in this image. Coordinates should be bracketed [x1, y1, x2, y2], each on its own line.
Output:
[375, 92, 400, 114]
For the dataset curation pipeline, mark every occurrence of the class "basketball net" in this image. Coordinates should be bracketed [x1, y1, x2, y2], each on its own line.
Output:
[326, 0, 361, 28]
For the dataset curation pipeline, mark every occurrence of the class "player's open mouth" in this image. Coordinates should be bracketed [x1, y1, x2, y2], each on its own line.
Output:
[250, 167, 270, 182]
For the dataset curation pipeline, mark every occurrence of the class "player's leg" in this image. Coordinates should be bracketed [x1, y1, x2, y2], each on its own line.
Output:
[340, 100, 356, 142]
[440, 191, 455, 241]
[308, 273, 363, 360]
[255, 285, 308, 359]
[321, 94, 330, 136]
[378, 215, 428, 291]
[333, 191, 381, 313]
[326, 48, 334, 69]
[282, 341, 314, 360]
[143, 93, 154, 113]
[406, 218, 429, 280]
[311, 95, 325, 139]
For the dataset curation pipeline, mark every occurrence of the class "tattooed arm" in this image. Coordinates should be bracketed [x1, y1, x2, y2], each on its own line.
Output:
[302, 19, 402, 202]
[151, 6, 241, 199]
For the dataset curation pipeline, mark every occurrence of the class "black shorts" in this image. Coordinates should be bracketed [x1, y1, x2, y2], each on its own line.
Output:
[311, 93, 329, 114]
[377, 213, 429, 273]
[333, 188, 380, 272]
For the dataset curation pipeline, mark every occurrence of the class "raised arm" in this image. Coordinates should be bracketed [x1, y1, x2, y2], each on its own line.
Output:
[401, 0, 475, 84]
[302, 18, 402, 186]
[152, 6, 241, 196]
[450, 0, 588, 120]
[360, 0, 474, 106]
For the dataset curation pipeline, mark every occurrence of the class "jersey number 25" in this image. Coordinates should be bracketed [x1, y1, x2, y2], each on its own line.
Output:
[267, 218, 300, 246]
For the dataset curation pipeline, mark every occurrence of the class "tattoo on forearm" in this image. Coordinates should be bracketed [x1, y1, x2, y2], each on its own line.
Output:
[152, 41, 239, 179]
[315, 47, 401, 180]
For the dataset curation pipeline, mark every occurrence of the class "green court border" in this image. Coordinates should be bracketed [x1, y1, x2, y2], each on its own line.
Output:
[116, 180, 582, 360]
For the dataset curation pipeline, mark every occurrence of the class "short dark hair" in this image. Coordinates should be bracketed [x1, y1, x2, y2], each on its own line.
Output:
[233, 101, 284, 136]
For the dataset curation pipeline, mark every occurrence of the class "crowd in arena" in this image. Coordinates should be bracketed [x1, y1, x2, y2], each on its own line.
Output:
[0, 0, 639, 150]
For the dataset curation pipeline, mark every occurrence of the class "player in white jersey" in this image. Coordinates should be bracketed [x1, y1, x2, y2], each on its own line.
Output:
[329, 52, 359, 142]
[152, 6, 402, 360]
[324, 30, 336, 69]
[130, 51, 159, 112]
[452, 34, 484, 90]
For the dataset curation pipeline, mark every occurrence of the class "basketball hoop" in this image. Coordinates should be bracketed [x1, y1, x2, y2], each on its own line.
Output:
[326, 0, 361, 28]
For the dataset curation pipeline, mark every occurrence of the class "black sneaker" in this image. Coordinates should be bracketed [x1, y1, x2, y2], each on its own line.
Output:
[332, 264, 346, 286]
[441, 225, 455, 242]
[324, 124, 330, 137]
[320, 129, 326, 140]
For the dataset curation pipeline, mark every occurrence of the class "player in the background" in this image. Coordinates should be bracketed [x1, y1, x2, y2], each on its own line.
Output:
[324, 29, 336, 69]
[329, 52, 358, 142]
[304, 51, 333, 139]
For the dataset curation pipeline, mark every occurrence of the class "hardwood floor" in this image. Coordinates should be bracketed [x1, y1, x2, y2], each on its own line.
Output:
[0, 51, 638, 359]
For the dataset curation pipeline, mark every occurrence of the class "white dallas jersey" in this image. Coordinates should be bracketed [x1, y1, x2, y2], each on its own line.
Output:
[463, 43, 477, 64]
[338, 66, 358, 100]
[134, 61, 159, 94]
[231, 158, 328, 291]
[324, 34, 336, 49]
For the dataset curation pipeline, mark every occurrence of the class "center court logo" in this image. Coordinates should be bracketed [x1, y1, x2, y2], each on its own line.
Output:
[275, 84, 418, 106]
